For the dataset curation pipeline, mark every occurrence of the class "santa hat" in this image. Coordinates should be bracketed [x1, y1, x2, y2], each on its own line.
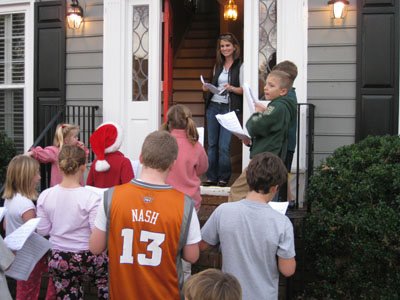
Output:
[90, 122, 123, 172]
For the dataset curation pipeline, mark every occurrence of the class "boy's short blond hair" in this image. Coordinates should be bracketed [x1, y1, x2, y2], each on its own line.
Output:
[141, 130, 178, 171]
[273, 60, 298, 81]
[268, 70, 293, 91]
[183, 269, 242, 300]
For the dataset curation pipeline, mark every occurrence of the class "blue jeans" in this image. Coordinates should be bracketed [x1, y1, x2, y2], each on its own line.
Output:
[206, 101, 232, 182]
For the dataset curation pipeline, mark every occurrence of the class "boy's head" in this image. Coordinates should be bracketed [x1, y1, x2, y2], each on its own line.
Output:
[140, 130, 178, 171]
[247, 152, 287, 195]
[264, 70, 293, 100]
[272, 60, 298, 82]
[183, 269, 242, 300]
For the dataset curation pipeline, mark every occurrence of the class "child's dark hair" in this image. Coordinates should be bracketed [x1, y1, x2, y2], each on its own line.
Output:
[141, 131, 178, 171]
[272, 60, 298, 82]
[54, 123, 79, 148]
[183, 268, 242, 300]
[58, 145, 86, 175]
[2, 155, 40, 200]
[160, 104, 199, 145]
[215, 32, 241, 69]
[247, 152, 287, 194]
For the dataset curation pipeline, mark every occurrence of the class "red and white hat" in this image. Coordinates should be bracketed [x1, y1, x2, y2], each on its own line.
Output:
[90, 122, 123, 172]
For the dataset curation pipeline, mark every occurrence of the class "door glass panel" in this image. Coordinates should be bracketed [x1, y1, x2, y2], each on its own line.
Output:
[132, 5, 149, 101]
[259, 0, 277, 98]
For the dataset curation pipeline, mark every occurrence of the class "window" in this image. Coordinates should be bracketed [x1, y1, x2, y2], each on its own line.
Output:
[0, 13, 25, 152]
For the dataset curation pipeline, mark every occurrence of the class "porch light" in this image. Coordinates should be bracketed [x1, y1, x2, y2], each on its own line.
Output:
[328, 0, 349, 19]
[67, 0, 84, 29]
[224, 0, 238, 21]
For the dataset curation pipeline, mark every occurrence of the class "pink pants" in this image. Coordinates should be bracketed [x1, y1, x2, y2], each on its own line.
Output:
[16, 256, 56, 300]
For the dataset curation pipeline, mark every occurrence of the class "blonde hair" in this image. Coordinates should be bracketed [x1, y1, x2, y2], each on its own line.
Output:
[216, 33, 241, 69]
[183, 269, 242, 300]
[141, 131, 178, 171]
[268, 70, 293, 91]
[58, 145, 86, 175]
[160, 105, 198, 145]
[2, 155, 40, 200]
[273, 60, 298, 81]
[53, 123, 79, 148]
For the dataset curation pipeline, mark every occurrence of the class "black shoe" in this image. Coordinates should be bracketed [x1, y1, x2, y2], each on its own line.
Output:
[202, 180, 217, 186]
[217, 181, 228, 187]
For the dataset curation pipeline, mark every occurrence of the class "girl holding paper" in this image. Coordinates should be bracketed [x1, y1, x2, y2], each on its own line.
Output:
[202, 33, 243, 187]
[2, 155, 56, 300]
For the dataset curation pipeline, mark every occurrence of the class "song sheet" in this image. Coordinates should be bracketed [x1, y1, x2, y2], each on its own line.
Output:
[5, 232, 51, 281]
[200, 75, 227, 95]
[4, 218, 41, 251]
[215, 111, 250, 141]
[243, 83, 259, 114]
[269, 202, 290, 215]
[0, 206, 7, 222]
[197, 127, 205, 147]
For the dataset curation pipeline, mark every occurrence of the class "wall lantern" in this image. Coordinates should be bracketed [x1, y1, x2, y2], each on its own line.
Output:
[224, 0, 238, 21]
[328, 0, 349, 19]
[66, 0, 84, 29]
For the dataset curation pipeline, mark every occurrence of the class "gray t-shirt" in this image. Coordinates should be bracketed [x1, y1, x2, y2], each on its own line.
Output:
[201, 199, 295, 300]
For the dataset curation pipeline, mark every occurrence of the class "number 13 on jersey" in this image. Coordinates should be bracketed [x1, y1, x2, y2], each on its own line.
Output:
[120, 228, 166, 266]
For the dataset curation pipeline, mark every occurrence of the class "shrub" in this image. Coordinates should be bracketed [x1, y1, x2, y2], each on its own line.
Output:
[0, 131, 17, 186]
[304, 135, 400, 300]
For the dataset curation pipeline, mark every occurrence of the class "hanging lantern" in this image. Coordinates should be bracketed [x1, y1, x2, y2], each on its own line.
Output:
[328, 0, 349, 19]
[67, 0, 84, 29]
[224, 0, 238, 21]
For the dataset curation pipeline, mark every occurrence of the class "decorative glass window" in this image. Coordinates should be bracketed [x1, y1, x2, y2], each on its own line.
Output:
[132, 5, 149, 101]
[259, 0, 276, 99]
[0, 13, 25, 153]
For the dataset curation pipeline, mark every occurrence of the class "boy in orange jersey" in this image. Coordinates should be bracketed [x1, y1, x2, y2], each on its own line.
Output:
[90, 130, 201, 300]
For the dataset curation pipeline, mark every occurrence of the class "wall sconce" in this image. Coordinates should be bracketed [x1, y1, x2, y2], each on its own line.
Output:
[67, 0, 84, 29]
[224, 0, 238, 21]
[328, 0, 349, 19]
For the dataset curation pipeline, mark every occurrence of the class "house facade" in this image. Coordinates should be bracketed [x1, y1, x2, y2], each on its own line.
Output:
[1, 0, 398, 188]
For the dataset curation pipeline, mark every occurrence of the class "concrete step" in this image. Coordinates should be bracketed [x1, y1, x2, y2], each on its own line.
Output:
[174, 58, 215, 68]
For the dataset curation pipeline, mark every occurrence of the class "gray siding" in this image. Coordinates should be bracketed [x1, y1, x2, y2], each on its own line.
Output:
[66, 0, 103, 126]
[308, 0, 357, 166]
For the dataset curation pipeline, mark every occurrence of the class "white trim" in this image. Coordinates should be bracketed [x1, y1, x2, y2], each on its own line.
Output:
[0, 1, 34, 151]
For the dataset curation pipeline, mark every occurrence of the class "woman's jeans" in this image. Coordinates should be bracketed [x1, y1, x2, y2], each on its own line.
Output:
[206, 101, 232, 182]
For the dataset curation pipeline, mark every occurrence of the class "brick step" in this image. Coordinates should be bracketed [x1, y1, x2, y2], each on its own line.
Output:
[173, 79, 203, 90]
[174, 58, 215, 68]
[183, 38, 216, 48]
[173, 68, 212, 79]
[177, 48, 215, 58]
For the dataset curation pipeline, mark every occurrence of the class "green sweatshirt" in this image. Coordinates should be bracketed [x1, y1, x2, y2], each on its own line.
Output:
[246, 95, 296, 159]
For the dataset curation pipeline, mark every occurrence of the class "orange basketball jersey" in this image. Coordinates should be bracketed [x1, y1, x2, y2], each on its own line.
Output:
[104, 179, 194, 300]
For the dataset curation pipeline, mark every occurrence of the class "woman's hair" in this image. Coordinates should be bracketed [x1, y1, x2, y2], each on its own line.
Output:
[58, 145, 86, 175]
[2, 155, 40, 200]
[215, 32, 241, 68]
[53, 123, 79, 148]
[160, 104, 199, 145]
[183, 269, 242, 300]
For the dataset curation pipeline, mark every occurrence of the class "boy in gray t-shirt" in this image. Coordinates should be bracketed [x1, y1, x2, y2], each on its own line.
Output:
[200, 152, 296, 300]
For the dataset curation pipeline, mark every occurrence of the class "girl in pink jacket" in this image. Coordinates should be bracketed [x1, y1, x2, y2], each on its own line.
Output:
[161, 104, 208, 210]
[26, 123, 89, 187]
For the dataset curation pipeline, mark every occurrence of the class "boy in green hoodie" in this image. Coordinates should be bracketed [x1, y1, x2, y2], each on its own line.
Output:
[229, 70, 296, 202]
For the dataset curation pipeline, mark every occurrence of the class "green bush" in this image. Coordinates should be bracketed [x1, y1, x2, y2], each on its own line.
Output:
[0, 131, 17, 186]
[304, 135, 400, 300]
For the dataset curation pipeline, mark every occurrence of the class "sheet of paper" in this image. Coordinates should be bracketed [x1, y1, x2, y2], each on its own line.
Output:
[197, 127, 205, 147]
[200, 75, 226, 95]
[0, 207, 7, 222]
[215, 111, 251, 141]
[269, 201, 289, 215]
[85, 185, 108, 201]
[5, 232, 51, 281]
[243, 83, 256, 114]
[4, 218, 41, 251]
